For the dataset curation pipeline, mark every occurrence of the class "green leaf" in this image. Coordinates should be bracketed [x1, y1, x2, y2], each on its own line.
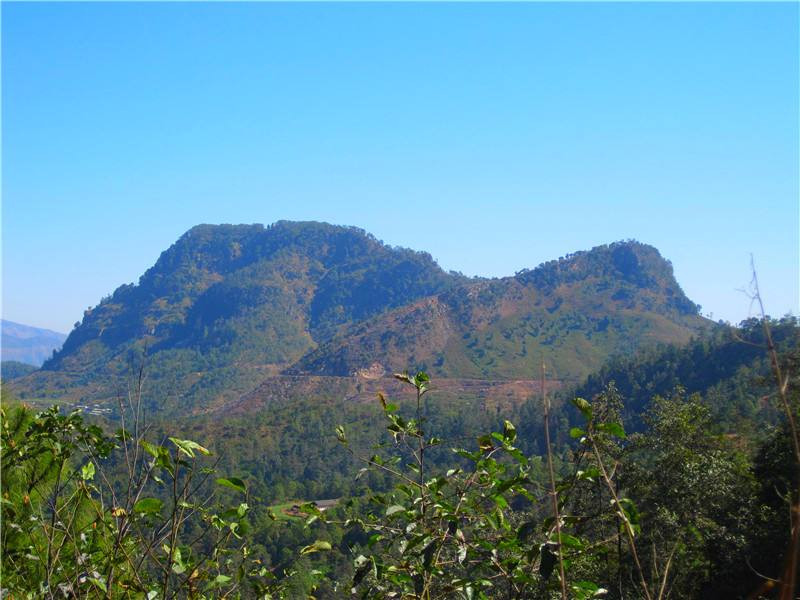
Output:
[492, 494, 509, 509]
[569, 427, 586, 439]
[572, 397, 593, 420]
[140, 440, 172, 473]
[502, 420, 516, 442]
[558, 533, 585, 550]
[571, 580, 608, 599]
[597, 422, 626, 439]
[133, 497, 163, 515]
[300, 540, 332, 555]
[139, 440, 161, 458]
[169, 437, 210, 457]
[576, 468, 600, 482]
[617, 497, 640, 526]
[81, 462, 95, 481]
[216, 477, 247, 494]
[385, 504, 405, 516]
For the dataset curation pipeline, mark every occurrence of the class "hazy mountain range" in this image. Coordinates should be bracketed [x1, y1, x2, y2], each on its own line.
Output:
[1, 320, 66, 367]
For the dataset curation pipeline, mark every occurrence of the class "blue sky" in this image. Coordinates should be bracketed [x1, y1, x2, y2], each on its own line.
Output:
[2, 2, 798, 333]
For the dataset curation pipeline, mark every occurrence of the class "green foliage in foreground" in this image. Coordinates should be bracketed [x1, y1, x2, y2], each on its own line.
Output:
[0, 398, 328, 599]
[333, 372, 543, 599]
[286, 364, 796, 600]
[3, 342, 798, 598]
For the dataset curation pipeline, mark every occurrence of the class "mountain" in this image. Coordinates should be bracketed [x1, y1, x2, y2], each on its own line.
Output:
[13, 222, 463, 411]
[1, 320, 66, 366]
[289, 241, 708, 383]
[9, 222, 710, 413]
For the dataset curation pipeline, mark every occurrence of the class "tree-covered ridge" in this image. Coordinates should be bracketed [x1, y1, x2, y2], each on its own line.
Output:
[290, 241, 708, 382]
[570, 316, 799, 432]
[0, 360, 38, 381]
[10, 223, 708, 415]
[168, 319, 796, 514]
[515, 240, 698, 314]
[181, 321, 800, 598]
[50, 221, 460, 364]
[15, 222, 464, 412]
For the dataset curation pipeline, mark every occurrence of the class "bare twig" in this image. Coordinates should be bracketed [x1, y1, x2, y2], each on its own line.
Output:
[542, 360, 568, 600]
[748, 258, 799, 600]
[588, 432, 652, 600]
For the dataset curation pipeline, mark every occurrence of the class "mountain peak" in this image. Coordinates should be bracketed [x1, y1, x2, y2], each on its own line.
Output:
[515, 239, 697, 315]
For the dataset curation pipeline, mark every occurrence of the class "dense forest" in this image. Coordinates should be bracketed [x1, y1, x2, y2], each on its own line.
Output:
[2, 315, 798, 599]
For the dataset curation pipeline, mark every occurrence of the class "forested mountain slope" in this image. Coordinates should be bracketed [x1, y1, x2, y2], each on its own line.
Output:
[9, 223, 710, 415]
[12, 222, 462, 412]
[290, 241, 709, 382]
[568, 316, 800, 432]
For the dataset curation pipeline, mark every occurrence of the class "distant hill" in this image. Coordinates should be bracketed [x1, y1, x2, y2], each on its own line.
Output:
[0, 361, 38, 381]
[9, 222, 711, 414]
[1, 320, 66, 366]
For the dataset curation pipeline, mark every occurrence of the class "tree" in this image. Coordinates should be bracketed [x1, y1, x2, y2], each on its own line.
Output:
[0, 392, 301, 598]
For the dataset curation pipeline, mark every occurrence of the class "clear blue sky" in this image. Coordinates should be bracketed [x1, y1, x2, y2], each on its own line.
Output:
[3, 2, 798, 333]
